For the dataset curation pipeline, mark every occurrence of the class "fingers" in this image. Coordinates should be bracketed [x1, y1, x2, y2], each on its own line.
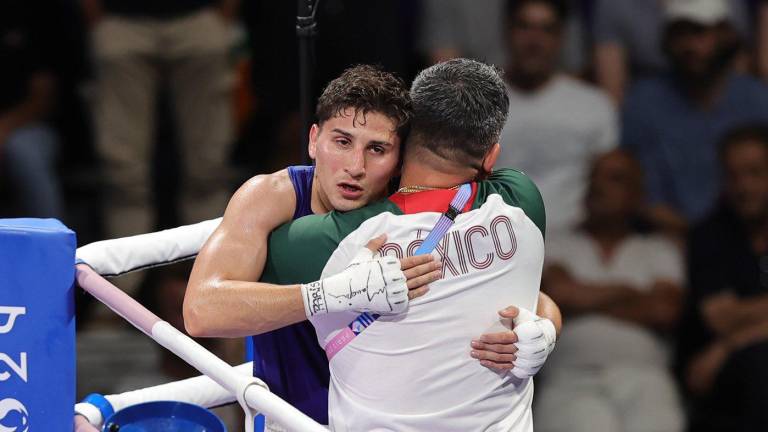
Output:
[399, 253, 434, 271]
[471, 340, 518, 354]
[408, 286, 429, 300]
[478, 331, 518, 345]
[470, 349, 517, 364]
[471, 332, 520, 372]
[498, 305, 520, 319]
[404, 261, 442, 290]
[479, 359, 515, 371]
[365, 234, 387, 253]
[512, 307, 537, 325]
[472, 317, 557, 378]
[406, 270, 442, 292]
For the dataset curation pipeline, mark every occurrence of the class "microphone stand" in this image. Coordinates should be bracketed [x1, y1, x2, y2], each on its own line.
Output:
[297, 0, 320, 164]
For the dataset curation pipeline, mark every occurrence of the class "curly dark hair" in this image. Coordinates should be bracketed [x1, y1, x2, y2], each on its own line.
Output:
[316, 65, 412, 141]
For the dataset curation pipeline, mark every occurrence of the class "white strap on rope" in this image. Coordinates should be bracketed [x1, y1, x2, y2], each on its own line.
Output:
[107, 361, 253, 414]
[76, 217, 221, 277]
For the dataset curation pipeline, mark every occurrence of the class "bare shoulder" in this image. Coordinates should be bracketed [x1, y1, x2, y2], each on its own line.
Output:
[223, 169, 297, 230]
[236, 169, 294, 201]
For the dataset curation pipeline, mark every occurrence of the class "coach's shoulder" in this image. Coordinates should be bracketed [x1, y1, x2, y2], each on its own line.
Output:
[479, 168, 546, 238]
[482, 168, 542, 201]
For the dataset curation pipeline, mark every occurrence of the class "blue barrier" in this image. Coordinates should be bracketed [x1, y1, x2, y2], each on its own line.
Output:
[0, 218, 76, 432]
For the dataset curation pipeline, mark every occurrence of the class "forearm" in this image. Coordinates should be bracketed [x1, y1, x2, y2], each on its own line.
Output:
[543, 264, 627, 314]
[548, 281, 636, 315]
[686, 340, 731, 395]
[687, 318, 768, 395]
[594, 43, 627, 105]
[184, 240, 424, 337]
[728, 317, 768, 350]
[603, 286, 681, 330]
[536, 292, 562, 337]
[737, 294, 768, 327]
[184, 279, 306, 338]
[604, 295, 671, 329]
[584, 284, 638, 311]
[707, 294, 768, 336]
[184, 203, 298, 337]
[685, 317, 768, 396]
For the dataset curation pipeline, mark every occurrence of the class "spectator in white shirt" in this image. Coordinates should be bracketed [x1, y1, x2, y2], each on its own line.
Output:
[537, 149, 685, 432]
[497, 0, 618, 238]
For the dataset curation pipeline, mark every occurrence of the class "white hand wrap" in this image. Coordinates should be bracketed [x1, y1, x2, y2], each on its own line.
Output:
[301, 247, 408, 317]
[510, 307, 557, 379]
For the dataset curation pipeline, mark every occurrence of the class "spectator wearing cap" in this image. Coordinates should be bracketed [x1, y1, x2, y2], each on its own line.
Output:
[621, 0, 768, 240]
[678, 125, 768, 432]
[592, 0, 750, 104]
[497, 0, 617, 238]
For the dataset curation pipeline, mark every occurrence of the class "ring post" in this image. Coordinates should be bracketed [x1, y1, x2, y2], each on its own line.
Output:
[0, 218, 76, 431]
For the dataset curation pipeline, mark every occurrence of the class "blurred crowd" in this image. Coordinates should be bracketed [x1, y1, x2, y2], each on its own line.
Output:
[3, 0, 768, 431]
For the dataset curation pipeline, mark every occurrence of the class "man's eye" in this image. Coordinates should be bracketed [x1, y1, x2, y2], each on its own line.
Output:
[336, 139, 351, 146]
[370, 145, 385, 154]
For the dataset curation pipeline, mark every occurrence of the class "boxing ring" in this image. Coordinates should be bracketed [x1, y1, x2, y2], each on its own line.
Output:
[0, 218, 326, 432]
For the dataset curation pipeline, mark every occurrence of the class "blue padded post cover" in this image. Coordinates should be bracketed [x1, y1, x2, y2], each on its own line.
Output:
[0, 218, 76, 432]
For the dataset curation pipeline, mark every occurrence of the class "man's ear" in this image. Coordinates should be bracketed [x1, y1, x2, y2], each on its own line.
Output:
[482, 143, 501, 173]
[308, 124, 320, 160]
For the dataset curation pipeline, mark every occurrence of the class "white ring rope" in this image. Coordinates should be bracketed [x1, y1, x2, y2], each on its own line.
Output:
[75, 362, 254, 428]
[76, 217, 222, 277]
[75, 223, 327, 432]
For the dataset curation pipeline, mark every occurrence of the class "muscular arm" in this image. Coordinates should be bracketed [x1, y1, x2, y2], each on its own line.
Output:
[184, 170, 304, 338]
[183, 171, 437, 337]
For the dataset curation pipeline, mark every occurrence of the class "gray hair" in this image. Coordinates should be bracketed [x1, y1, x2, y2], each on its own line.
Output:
[409, 58, 509, 163]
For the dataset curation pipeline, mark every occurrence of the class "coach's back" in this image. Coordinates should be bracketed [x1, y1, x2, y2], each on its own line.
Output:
[312, 175, 545, 431]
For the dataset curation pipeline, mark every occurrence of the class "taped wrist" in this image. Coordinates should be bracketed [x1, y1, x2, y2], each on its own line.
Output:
[301, 255, 408, 317]
[510, 309, 557, 379]
[301, 280, 328, 317]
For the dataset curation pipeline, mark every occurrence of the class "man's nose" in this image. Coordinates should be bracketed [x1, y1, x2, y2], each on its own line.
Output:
[345, 148, 366, 178]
